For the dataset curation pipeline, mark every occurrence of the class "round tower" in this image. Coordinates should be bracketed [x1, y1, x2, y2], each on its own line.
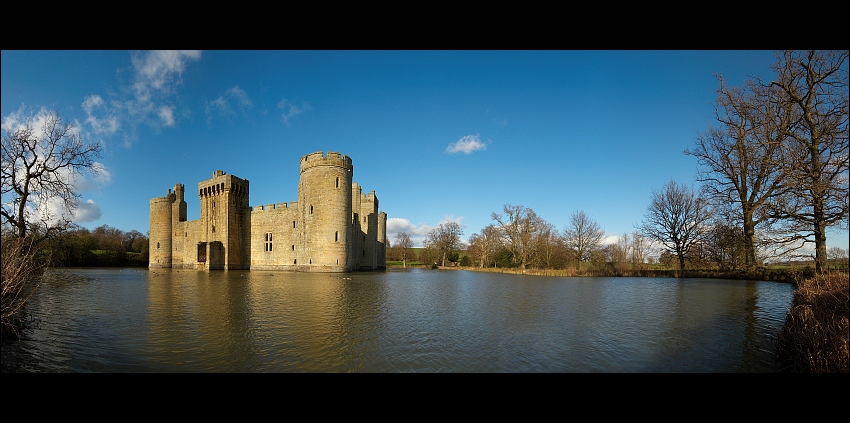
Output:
[149, 188, 175, 268]
[298, 151, 353, 271]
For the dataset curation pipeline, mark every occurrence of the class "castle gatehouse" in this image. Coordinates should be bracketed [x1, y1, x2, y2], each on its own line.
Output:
[149, 151, 386, 272]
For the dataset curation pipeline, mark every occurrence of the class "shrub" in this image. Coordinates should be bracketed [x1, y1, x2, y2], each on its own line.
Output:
[777, 272, 849, 373]
[1, 234, 51, 337]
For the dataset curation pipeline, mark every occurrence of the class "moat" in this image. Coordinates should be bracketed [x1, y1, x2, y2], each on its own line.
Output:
[2, 267, 794, 372]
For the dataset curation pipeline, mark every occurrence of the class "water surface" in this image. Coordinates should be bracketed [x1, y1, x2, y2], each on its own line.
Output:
[2, 267, 794, 372]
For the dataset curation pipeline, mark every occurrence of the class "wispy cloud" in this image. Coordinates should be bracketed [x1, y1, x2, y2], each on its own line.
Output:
[129, 50, 201, 127]
[446, 134, 488, 155]
[205, 86, 254, 125]
[74, 50, 202, 148]
[130, 50, 201, 99]
[278, 98, 310, 126]
[82, 95, 120, 136]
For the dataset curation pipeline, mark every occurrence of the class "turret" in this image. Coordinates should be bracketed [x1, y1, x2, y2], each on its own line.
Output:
[149, 187, 176, 268]
[298, 152, 353, 270]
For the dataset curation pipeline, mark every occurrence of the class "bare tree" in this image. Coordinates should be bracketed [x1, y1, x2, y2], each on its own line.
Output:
[629, 230, 649, 269]
[704, 219, 747, 271]
[1, 109, 102, 244]
[468, 224, 502, 268]
[827, 246, 848, 261]
[394, 232, 414, 268]
[611, 232, 630, 264]
[491, 204, 542, 270]
[428, 221, 463, 267]
[768, 50, 849, 273]
[562, 210, 605, 272]
[534, 221, 562, 269]
[686, 72, 793, 271]
[639, 180, 713, 271]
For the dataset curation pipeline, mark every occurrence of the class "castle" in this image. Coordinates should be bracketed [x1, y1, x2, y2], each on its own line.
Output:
[149, 151, 386, 272]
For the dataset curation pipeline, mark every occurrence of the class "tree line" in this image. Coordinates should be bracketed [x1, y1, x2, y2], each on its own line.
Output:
[389, 51, 849, 274]
[52, 225, 149, 267]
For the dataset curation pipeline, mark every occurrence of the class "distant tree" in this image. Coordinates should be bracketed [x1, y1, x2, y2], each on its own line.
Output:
[639, 180, 713, 272]
[562, 210, 605, 272]
[94, 224, 125, 252]
[468, 224, 502, 268]
[534, 221, 563, 269]
[768, 50, 849, 273]
[827, 246, 848, 261]
[428, 222, 463, 267]
[418, 243, 440, 268]
[703, 220, 748, 271]
[611, 232, 630, 264]
[124, 230, 146, 253]
[629, 230, 650, 269]
[491, 204, 543, 270]
[1, 109, 103, 244]
[394, 232, 414, 268]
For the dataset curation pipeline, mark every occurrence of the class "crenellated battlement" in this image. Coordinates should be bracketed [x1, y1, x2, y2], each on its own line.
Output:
[198, 171, 249, 198]
[299, 151, 353, 173]
[252, 201, 297, 212]
[362, 190, 378, 202]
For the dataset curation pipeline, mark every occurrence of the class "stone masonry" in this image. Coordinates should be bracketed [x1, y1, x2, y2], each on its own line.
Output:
[149, 151, 386, 272]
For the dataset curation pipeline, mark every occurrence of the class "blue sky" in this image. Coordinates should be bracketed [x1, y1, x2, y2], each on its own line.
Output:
[2, 50, 847, 254]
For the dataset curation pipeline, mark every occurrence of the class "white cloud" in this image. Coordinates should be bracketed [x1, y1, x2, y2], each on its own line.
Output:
[205, 86, 254, 125]
[82, 95, 120, 136]
[277, 98, 310, 125]
[124, 50, 201, 130]
[446, 134, 488, 154]
[386, 215, 465, 247]
[158, 106, 175, 127]
[73, 199, 102, 223]
[602, 235, 620, 245]
[131, 50, 201, 96]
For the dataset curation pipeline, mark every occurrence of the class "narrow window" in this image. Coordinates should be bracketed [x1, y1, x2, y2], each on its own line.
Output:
[310, 205, 313, 215]
[335, 231, 339, 242]
[294, 259, 297, 264]
[292, 245, 295, 251]
[157, 242, 160, 249]
[265, 233, 273, 251]
[185, 232, 187, 237]
[335, 177, 339, 188]
[293, 221, 296, 228]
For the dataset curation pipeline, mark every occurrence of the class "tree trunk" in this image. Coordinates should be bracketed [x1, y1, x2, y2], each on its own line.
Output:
[742, 208, 757, 272]
[814, 199, 827, 273]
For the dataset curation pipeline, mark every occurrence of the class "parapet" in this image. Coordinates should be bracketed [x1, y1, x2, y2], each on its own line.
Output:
[300, 151, 353, 173]
[150, 187, 177, 204]
[252, 201, 297, 213]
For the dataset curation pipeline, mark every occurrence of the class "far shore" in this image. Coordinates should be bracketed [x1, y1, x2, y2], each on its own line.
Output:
[388, 263, 819, 284]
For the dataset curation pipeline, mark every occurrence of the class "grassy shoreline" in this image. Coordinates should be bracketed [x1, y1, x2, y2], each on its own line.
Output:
[390, 263, 811, 284]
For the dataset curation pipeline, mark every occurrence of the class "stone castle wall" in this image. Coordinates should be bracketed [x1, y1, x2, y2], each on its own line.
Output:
[149, 151, 386, 272]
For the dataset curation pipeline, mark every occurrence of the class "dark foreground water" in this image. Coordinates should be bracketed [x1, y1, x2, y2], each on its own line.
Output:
[2, 267, 794, 372]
